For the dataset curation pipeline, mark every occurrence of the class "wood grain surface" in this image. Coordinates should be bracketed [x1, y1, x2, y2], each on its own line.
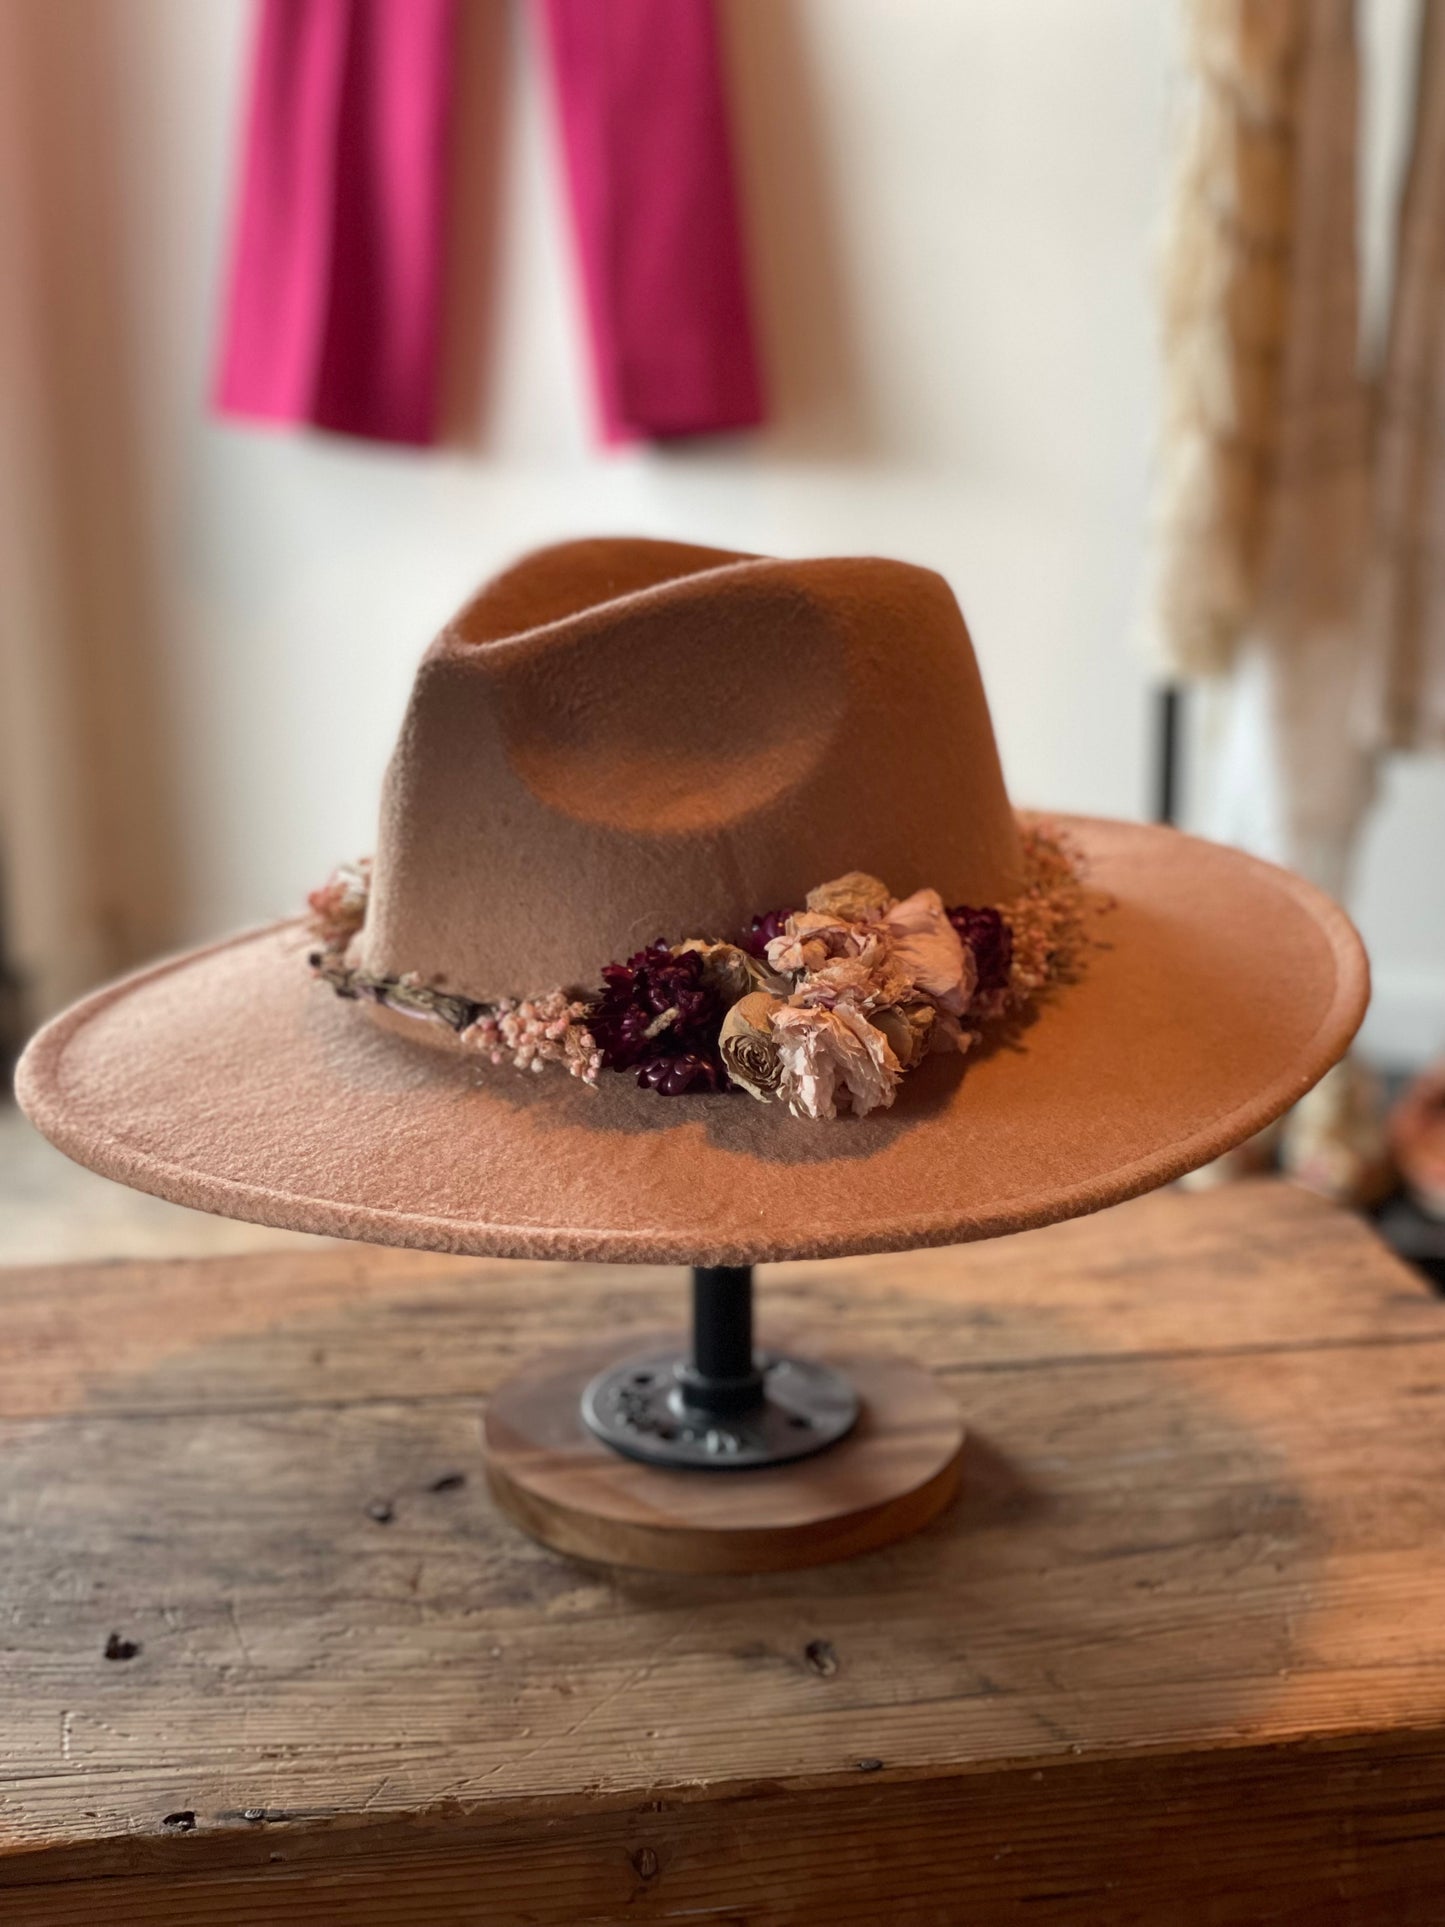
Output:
[2, 1182, 1445, 1922]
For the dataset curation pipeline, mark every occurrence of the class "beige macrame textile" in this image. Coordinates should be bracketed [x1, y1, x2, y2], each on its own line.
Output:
[1155, 0, 1309, 678]
[1248, 0, 1375, 892]
[1160, 0, 1445, 761]
[1364, 0, 1445, 752]
[1156, 0, 1376, 898]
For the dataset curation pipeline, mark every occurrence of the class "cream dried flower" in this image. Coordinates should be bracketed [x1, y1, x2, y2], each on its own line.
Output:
[771, 1003, 901, 1120]
[718, 990, 787, 1101]
[870, 999, 937, 1069]
[805, 871, 894, 922]
[882, 888, 977, 1015]
[925, 1007, 978, 1057]
[675, 938, 786, 1003]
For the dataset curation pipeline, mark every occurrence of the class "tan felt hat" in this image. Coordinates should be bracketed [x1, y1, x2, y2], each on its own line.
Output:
[15, 540, 1368, 1265]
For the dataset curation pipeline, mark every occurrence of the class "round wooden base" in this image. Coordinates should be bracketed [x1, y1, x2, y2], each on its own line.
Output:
[483, 1334, 966, 1573]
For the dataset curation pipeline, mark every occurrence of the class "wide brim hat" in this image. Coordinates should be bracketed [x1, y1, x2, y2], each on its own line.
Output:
[16, 542, 1368, 1265]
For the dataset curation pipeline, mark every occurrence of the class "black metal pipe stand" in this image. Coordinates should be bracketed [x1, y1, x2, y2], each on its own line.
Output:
[580, 1264, 859, 1470]
[678, 1266, 766, 1417]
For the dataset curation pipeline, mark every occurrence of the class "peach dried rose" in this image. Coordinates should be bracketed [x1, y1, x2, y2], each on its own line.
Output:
[791, 951, 913, 1012]
[882, 888, 977, 1015]
[772, 1003, 901, 1120]
[766, 911, 882, 978]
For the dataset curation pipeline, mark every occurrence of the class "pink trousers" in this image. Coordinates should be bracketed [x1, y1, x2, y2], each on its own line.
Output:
[215, 0, 763, 447]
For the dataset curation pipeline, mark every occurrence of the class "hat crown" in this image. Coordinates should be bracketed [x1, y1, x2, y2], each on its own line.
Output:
[359, 540, 1023, 998]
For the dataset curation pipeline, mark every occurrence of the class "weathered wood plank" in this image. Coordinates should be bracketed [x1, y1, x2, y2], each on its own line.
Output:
[10, 1739, 1445, 1926]
[0, 1182, 1433, 1423]
[6, 1337, 1445, 1809]
[1, 1181, 1443, 1921]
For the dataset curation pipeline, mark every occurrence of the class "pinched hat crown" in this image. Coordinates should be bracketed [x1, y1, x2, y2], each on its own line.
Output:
[358, 539, 1024, 999]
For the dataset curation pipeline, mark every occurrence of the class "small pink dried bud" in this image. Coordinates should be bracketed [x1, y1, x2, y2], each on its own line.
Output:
[306, 859, 372, 950]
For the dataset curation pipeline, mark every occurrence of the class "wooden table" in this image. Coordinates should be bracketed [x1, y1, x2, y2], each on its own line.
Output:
[3, 1181, 1445, 1924]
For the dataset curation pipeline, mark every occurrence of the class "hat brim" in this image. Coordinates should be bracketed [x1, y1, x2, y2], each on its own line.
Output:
[15, 818, 1368, 1266]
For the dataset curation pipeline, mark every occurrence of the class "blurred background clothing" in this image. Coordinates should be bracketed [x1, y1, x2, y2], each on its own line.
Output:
[0, 0, 1442, 1085]
[536, 0, 764, 442]
[215, 0, 763, 447]
[0, 0, 181, 1021]
[1367, 0, 1445, 756]
[215, 0, 461, 445]
[1153, 0, 1444, 907]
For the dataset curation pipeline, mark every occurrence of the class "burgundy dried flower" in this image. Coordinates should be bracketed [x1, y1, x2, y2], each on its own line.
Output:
[588, 942, 729, 1094]
[945, 905, 1014, 997]
[741, 907, 795, 960]
[637, 1052, 726, 1096]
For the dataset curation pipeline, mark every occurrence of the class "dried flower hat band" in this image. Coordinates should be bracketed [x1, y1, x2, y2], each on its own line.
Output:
[307, 824, 1090, 1122]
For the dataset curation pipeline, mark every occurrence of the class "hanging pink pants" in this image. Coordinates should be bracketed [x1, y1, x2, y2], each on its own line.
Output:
[215, 0, 763, 447]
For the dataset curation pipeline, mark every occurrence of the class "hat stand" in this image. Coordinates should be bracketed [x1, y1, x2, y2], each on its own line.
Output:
[581, 1266, 862, 1470]
[483, 1262, 967, 1574]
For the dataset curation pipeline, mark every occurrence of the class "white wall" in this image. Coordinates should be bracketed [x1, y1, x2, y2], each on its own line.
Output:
[90, 0, 1445, 1064]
